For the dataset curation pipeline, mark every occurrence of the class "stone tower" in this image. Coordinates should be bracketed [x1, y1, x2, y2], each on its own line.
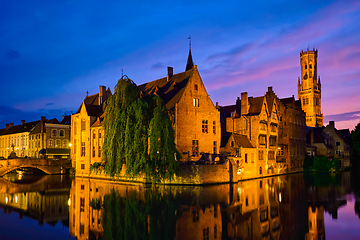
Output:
[298, 48, 323, 127]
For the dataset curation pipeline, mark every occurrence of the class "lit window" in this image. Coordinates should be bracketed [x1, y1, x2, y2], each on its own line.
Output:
[202, 120, 208, 133]
[48, 140, 54, 147]
[193, 98, 199, 107]
[81, 142, 85, 157]
[52, 129, 57, 137]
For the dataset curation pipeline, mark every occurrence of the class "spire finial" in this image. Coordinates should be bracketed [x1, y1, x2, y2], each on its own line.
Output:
[86, 91, 89, 97]
[188, 35, 191, 50]
[185, 36, 194, 71]
[121, 69, 123, 77]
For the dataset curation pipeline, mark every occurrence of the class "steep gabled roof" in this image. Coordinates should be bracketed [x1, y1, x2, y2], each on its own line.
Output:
[138, 68, 194, 110]
[60, 115, 71, 125]
[232, 133, 255, 148]
[84, 103, 103, 117]
[220, 105, 236, 118]
[280, 97, 293, 105]
[248, 96, 264, 116]
[76, 88, 112, 114]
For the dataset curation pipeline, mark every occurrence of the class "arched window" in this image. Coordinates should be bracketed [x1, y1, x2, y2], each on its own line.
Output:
[59, 130, 65, 137]
[52, 129, 57, 137]
[231, 141, 234, 147]
[260, 167, 262, 175]
[62, 140, 68, 148]
[55, 140, 61, 148]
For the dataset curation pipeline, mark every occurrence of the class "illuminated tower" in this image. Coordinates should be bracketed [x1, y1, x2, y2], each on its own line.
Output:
[297, 48, 323, 127]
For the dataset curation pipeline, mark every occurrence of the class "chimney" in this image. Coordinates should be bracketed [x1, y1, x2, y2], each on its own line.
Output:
[10, 123, 14, 127]
[167, 67, 173, 81]
[6, 123, 9, 129]
[268, 86, 273, 92]
[41, 116, 46, 121]
[236, 97, 241, 114]
[241, 92, 249, 115]
[99, 85, 106, 105]
[329, 121, 335, 129]
[21, 120, 25, 125]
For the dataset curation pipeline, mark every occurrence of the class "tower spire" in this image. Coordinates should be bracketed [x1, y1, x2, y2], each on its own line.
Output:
[185, 36, 194, 71]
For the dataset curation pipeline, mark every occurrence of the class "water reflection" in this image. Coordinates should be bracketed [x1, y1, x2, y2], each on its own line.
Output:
[69, 171, 360, 240]
[0, 171, 359, 239]
[0, 174, 73, 239]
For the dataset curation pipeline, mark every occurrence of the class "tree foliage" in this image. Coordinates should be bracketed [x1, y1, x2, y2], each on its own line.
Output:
[351, 121, 360, 168]
[305, 155, 340, 172]
[99, 189, 179, 240]
[101, 76, 180, 182]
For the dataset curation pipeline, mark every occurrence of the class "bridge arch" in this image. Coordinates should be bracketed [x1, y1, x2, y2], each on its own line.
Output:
[0, 165, 51, 176]
[0, 159, 71, 177]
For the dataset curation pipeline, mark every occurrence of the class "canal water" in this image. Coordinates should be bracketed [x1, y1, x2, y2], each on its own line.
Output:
[0, 171, 359, 240]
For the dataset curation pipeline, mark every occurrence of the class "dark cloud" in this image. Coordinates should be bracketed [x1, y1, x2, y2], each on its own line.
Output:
[46, 103, 54, 106]
[0, 105, 73, 129]
[6, 50, 20, 60]
[324, 110, 360, 123]
[151, 62, 165, 70]
[206, 42, 255, 61]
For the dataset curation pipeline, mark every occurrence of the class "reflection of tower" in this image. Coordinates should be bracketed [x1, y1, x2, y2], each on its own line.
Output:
[297, 49, 323, 127]
[306, 205, 325, 240]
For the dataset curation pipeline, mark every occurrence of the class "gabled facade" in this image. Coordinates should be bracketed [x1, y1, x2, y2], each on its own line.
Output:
[307, 121, 352, 168]
[28, 117, 71, 159]
[71, 86, 111, 176]
[138, 52, 220, 161]
[221, 89, 280, 177]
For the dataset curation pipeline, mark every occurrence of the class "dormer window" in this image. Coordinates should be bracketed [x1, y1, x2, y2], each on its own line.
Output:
[194, 84, 198, 91]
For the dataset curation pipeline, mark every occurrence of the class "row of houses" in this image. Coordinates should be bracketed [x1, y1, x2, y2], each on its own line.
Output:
[0, 116, 71, 160]
[1, 47, 352, 180]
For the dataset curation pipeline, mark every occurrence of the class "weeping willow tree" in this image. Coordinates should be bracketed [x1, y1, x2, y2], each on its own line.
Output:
[101, 76, 181, 182]
[100, 189, 179, 240]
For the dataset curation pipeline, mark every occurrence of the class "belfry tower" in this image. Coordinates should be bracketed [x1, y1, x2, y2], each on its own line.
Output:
[298, 48, 323, 127]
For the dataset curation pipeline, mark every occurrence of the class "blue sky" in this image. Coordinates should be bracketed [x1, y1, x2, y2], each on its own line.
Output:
[1, 0, 359, 130]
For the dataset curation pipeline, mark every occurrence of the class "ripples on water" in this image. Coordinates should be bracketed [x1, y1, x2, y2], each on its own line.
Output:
[0, 171, 359, 240]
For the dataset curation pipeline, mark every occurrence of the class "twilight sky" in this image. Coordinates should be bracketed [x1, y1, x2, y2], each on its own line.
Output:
[1, 0, 359, 131]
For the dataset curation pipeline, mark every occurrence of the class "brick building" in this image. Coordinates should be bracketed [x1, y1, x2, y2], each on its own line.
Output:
[28, 116, 71, 159]
[138, 49, 221, 161]
[297, 48, 323, 127]
[70, 86, 111, 176]
[306, 121, 352, 168]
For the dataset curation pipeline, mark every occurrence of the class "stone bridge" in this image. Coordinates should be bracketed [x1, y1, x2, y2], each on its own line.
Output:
[0, 158, 72, 176]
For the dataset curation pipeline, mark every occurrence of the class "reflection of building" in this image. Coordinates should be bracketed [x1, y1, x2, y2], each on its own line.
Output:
[224, 177, 282, 240]
[297, 48, 323, 127]
[0, 189, 70, 226]
[175, 205, 222, 240]
[306, 206, 325, 240]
